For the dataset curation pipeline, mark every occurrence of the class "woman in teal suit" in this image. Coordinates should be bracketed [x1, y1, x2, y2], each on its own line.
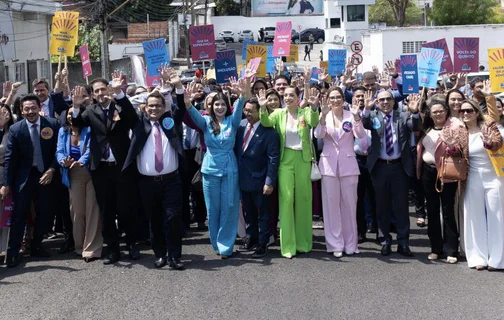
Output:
[186, 75, 252, 258]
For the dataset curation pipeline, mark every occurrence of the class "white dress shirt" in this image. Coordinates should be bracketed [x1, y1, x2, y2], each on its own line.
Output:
[241, 119, 260, 151]
[379, 111, 401, 160]
[41, 99, 50, 117]
[137, 120, 178, 176]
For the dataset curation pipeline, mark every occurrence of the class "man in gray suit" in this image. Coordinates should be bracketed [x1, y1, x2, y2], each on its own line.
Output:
[362, 91, 421, 257]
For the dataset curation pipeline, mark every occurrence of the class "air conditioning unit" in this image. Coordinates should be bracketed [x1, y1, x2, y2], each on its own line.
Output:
[333, 35, 344, 43]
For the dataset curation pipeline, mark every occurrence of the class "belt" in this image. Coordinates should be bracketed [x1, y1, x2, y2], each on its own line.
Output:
[377, 158, 401, 164]
[101, 161, 117, 167]
[145, 170, 179, 182]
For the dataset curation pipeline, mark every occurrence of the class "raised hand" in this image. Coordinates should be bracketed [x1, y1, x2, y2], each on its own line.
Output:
[351, 102, 360, 118]
[244, 68, 256, 79]
[385, 60, 396, 75]
[183, 84, 194, 109]
[481, 125, 496, 146]
[379, 71, 390, 89]
[318, 68, 328, 82]
[274, 58, 284, 73]
[187, 82, 199, 101]
[408, 94, 420, 113]
[72, 86, 90, 107]
[256, 89, 267, 109]
[364, 90, 375, 110]
[372, 65, 379, 76]
[307, 88, 320, 109]
[2, 81, 12, 98]
[320, 96, 330, 116]
[228, 76, 240, 95]
[238, 78, 252, 98]
[453, 73, 467, 89]
[109, 70, 124, 95]
[482, 79, 492, 96]
[303, 66, 312, 82]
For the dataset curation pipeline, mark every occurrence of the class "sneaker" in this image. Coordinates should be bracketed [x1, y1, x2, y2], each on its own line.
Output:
[252, 246, 268, 258]
[312, 220, 324, 229]
[333, 251, 343, 258]
[446, 256, 458, 264]
[267, 235, 275, 247]
[237, 241, 257, 252]
[428, 253, 439, 260]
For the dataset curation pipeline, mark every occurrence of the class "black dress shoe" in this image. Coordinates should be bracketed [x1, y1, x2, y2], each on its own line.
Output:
[251, 246, 268, 258]
[154, 257, 167, 268]
[129, 244, 141, 260]
[237, 241, 257, 252]
[83, 257, 99, 263]
[397, 244, 414, 257]
[103, 251, 120, 265]
[197, 222, 207, 231]
[31, 247, 51, 258]
[381, 244, 392, 256]
[6, 255, 20, 268]
[168, 258, 185, 270]
[58, 238, 75, 254]
[358, 233, 366, 244]
[367, 223, 377, 234]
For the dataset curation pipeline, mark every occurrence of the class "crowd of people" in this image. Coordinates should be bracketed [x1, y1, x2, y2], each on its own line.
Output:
[0, 58, 503, 272]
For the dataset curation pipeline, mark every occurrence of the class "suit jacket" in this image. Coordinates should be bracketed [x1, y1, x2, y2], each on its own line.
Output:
[50, 92, 71, 117]
[3, 117, 60, 192]
[72, 95, 138, 170]
[362, 108, 421, 177]
[314, 110, 366, 177]
[55, 126, 91, 188]
[123, 92, 187, 173]
[259, 107, 319, 163]
[235, 121, 280, 192]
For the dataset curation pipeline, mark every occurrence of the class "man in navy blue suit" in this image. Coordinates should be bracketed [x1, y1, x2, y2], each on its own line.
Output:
[235, 98, 279, 258]
[1, 94, 60, 268]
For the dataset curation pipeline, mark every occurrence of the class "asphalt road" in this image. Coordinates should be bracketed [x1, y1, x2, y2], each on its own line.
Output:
[1, 213, 503, 320]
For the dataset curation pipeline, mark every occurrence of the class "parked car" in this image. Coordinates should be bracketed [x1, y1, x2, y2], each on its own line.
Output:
[238, 30, 254, 42]
[219, 30, 235, 42]
[191, 60, 212, 70]
[291, 28, 325, 44]
[180, 69, 197, 84]
[262, 27, 276, 42]
[215, 38, 228, 51]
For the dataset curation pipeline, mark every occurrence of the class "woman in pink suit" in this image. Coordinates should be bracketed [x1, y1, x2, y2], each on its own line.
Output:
[314, 87, 366, 258]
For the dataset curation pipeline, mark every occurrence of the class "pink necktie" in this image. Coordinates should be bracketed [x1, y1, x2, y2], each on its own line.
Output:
[153, 122, 163, 173]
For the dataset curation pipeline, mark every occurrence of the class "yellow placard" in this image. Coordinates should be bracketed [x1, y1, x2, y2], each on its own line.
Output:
[319, 61, 331, 82]
[487, 145, 504, 177]
[286, 44, 298, 63]
[488, 48, 504, 93]
[246, 45, 267, 77]
[50, 17, 79, 56]
[55, 11, 80, 20]
[206, 68, 216, 80]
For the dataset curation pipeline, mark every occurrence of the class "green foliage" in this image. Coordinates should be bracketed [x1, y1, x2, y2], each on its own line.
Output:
[215, 0, 241, 16]
[369, 0, 423, 26]
[51, 24, 101, 63]
[430, 0, 502, 25]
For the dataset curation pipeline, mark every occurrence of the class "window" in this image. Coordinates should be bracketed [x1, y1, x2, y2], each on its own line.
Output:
[330, 18, 341, 28]
[402, 41, 427, 54]
[15, 63, 25, 82]
[347, 5, 365, 22]
[40, 60, 50, 79]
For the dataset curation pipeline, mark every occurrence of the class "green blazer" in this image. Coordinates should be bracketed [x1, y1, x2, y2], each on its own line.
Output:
[260, 107, 319, 163]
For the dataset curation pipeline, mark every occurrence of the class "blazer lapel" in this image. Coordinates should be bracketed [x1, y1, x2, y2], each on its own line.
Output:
[246, 124, 262, 152]
[280, 109, 287, 143]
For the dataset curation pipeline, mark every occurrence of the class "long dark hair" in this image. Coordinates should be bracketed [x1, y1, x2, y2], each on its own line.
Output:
[209, 93, 232, 135]
[0, 104, 14, 129]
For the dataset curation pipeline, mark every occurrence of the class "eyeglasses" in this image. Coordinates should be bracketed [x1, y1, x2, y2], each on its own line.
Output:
[378, 97, 393, 102]
[460, 109, 475, 114]
[431, 110, 446, 115]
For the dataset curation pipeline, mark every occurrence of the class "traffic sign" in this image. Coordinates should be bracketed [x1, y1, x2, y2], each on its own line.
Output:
[351, 53, 363, 66]
[350, 41, 363, 53]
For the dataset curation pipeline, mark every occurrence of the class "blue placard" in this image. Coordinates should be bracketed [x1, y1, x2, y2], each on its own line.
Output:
[310, 67, 319, 84]
[328, 49, 346, 77]
[215, 50, 238, 84]
[242, 40, 258, 60]
[266, 46, 278, 73]
[400, 54, 419, 94]
[142, 38, 170, 77]
[418, 47, 444, 89]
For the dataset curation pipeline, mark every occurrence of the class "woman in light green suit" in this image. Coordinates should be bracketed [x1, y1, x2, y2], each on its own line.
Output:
[259, 86, 319, 258]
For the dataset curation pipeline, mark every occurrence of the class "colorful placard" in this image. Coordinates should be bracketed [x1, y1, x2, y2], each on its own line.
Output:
[242, 39, 258, 60]
[273, 21, 292, 56]
[454, 37, 479, 73]
[418, 47, 443, 89]
[79, 44, 92, 78]
[55, 11, 79, 20]
[246, 45, 267, 77]
[286, 44, 298, 63]
[142, 38, 170, 77]
[328, 49, 346, 77]
[49, 17, 79, 56]
[266, 46, 278, 73]
[189, 24, 216, 61]
[488, 48, 504, 93]
[319, 61, 331, 82]
[400, 54, 419, 94]
[0, 192, 13, 228]
[422, 39, 453, 75]
[215, 50, 238, 84]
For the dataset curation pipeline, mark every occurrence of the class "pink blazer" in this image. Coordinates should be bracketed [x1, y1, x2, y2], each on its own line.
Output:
[314, 110, 366, 177]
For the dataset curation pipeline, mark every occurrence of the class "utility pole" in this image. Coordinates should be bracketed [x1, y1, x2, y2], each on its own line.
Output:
[98, 0, 110, 77]
[204, 0, 208, 24]
[184, 0, 191, 68]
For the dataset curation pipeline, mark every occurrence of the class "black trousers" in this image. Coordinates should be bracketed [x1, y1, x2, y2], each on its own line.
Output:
[8, 168, 52, 257]
[421, 163, 459, 256]
[241, 189, 272, 247]
[139, 172, 183, 259]
[356, 155, 376, 235]
[181, 148, 206, 226]
[410, 146, 426, 219]
[91, 162, 137, 251]
[51, 176, 72, 237]
[371, 160, 410, 245]
[304, 52, 311, 61]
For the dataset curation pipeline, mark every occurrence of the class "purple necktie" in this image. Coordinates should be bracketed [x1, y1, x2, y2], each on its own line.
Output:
[384, 114, 394, 156]
[153, 122, 163, 173]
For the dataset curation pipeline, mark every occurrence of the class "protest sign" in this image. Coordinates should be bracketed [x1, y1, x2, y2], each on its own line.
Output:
[488, 48, 504, 93]
[246, 45, 267, 77]
[400, 54, 419, 94]
[215, 50, 237, 84]
[328, 49, 346, 77]
[422, 39, 453, 75]
[79, 44, 92, 79]
[242, 39, 258, 60]
[273, 21, 292, 56]
[0, 192, 13, 228]
[189, 24, 216, 61]
[286, 44, 298, 63]
[454, 37, 479, 73]
[142, 38, 170, 77]
[418, 47, 443, 89]
[266, 46, 278, 73]
[49, 17, 79, 56]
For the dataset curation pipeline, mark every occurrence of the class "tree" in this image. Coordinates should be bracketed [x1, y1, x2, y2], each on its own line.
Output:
[215, 0, 241, 16]
[387, 0, 409, 27]
[369, 0, 423, 26]
[430, 0, 502, 25]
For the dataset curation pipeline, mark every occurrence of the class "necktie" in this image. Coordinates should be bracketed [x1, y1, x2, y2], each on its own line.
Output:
[184, 127, 192, 149]
[242, 124, 253, 151]
[384, 114, 394, 156]
[153, 122, 164, 173]
[30, 124, 44, 172]
[102, 108, 111, 160]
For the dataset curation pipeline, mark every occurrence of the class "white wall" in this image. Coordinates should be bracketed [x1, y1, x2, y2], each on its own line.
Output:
[109, 43, 144, 61]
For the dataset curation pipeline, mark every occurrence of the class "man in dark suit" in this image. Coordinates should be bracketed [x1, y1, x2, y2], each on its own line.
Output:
[1, 94, 60, 268]
[235, 98, 279, 258]
[71, 71, 139, 264]
[122, 70, 187, 270]
[362, 90, 421, 257]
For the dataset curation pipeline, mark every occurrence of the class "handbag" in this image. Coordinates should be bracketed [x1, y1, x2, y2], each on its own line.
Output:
[309, 135, 321, 181]
[435, 149, 468, 192]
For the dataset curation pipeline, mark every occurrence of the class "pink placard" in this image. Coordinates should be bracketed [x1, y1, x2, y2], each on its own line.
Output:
[0, 192, 13, 228]
[79, 44, 93, 78]
[146, 70, 161, 87]
[422, 39, 454, 75]
[247, 57, 261, 73]
[189, 24, 216, 61]
[273, 21, 292, 57]
[454, 37, 479, 73]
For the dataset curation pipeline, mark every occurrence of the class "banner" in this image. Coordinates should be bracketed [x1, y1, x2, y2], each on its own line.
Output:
[422, 39, 453, 75]
[49, 17, 79, 56]
[488, 48, 504, 93]
[246, 45, 267, 77]
[215, 50, 238, 84]
[266, 46, 278, 73]
[400, 55, 419, 94]
[189, 24, 216, 61]
[142, 38, 170, 77]
[252, 0, 323, 16]
[286, 44, 298, 63]
[487, 145, 504, 177]
[273, 21, 292, 56]
[79, 44, 92, 78]
[328, 49, 346, 77]
[418, 48, 443, 89]
[454, 37, 479, 73]
[242, 39, 258, 60]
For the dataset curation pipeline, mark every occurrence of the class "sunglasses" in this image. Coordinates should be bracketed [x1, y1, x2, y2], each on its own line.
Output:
[460, 109, 475, 114]
[378, 97, 393, 102]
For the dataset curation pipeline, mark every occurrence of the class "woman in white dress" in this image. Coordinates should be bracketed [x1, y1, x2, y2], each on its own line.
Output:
[460, 100, 504, 271]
